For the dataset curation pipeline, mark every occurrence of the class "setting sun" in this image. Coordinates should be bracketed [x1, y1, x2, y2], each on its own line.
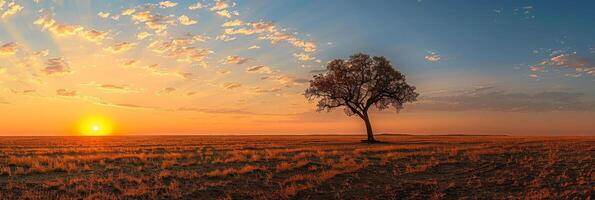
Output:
[79, 116, 113, 136]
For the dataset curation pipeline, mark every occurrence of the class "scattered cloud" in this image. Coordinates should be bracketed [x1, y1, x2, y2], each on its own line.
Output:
[56, 89, 77, 97]
[188, 2, 204, 10]
[121, 8, 135, 16]
[514, 6, 535, 19]
[222, 55, 250, 64]
[223, 21, 317, 52]
[248, 45, 260, 49]
[252, 87, 282, 93]
[158, 87, 176, 95]
[34, 15, 109, 43]
[412, 87, 595, 112]
[42, 57, 70, 75]
[148, 35, 213, 63]
[130, 10, 175, 33]
[246, 65, 274, 74]
[222, 19, 242, 27]
[104, 42, 135, 53]
[178, 15, 197, 25]
[274, 75, 308, 86]
[79, 82, 143, 93]
[210, 0, 230, 11]
[159, 1, 177, 8]
[0, 42, 17, 55]
[293, 52, 315, 61]
[424, 50, 441, 62]
[532, 53, 595, 78]
[217, 69, 231, 75]
[1, 2, 23, 19]
[177, 72, 193, 80]
[222, 82, 242, 89]
[137, 31, 152, 40]
[97, 12, 110, 18]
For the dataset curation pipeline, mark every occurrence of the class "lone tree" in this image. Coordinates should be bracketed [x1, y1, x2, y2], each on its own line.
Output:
[305, 53, 418, 142]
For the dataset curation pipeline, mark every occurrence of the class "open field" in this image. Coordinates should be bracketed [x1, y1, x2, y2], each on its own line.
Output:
[0, 135, 592, 199]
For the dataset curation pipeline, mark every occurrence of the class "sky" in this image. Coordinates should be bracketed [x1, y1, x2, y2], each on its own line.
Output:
[0, 0, 594, 136]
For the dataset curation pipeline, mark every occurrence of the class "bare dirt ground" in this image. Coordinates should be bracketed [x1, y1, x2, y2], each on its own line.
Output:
[0, 135, 592, 199]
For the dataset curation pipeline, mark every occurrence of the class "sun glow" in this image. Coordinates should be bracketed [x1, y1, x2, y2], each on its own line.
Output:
[79, 116, 113, 136]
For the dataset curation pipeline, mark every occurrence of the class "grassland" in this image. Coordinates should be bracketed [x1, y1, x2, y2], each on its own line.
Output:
[0, 135, 592, 199]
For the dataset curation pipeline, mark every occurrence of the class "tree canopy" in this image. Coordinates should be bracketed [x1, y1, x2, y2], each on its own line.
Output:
[305, 53, 418, 142]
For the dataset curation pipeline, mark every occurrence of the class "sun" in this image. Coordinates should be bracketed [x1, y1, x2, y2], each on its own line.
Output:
[79, 116, 114, 136]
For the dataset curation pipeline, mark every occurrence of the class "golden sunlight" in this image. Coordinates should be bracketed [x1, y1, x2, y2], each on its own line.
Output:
[78, 116, 113, 136]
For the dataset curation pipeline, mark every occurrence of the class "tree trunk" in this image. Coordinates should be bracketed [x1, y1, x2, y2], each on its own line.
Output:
[362, 113, 376, 142]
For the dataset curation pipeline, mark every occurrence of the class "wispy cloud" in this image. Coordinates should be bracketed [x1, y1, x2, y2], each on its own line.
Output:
[178, 15, 197, 25]
[246, 65, 274, 74]
[42, 58, 71, 75]
[412, 87, 595, 112]
[222, 55, 250, 64]
[222, 82, 242, 89]
[0, 42, 17, 55]
[104, 42, 135, 53]
[424, 50, 441, 62]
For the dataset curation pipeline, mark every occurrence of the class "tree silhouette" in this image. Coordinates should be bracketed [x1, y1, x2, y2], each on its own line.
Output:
[305, 53, 418, 142]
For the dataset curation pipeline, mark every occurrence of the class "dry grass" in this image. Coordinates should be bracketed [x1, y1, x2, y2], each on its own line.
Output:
[0, 135, 592, 199]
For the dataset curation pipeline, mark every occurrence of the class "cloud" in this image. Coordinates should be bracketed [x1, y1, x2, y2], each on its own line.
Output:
[208, 0, 237, 18]
[159, 1, 177, 8]
[130, 11, 175, 33]
[217, 69, 231, 75]
[178, 15, 197, 25]
[215, 34, 236, 42]
[97, 12, 110, 18]
[82, 30, 109, 43]
[275, 75, 308, 86]
[223, 21, 317, 52]
[104, 42, 135, 53]
[222, 19, 242, 27]
[0, 42, 17, 55]
[34, 16, 109, 43]
[222, 55, 250, 64]
[246, 65, 273, 74]
[216, 10, 232, 18]
[56, 89, 77, 97]
[148, 35, 213, 63]
[293, 52, 315, 61]
[32, 49, 49, 57]
[210, 0, 230, 11]
[412, 87, 595, 112]
[1, 2, 23, 19]
[529, 65, 545, 72]
[137, 31, 152, 40]
[252, 87, 282, 93]
[177, 72, 193, 80]
[222, 82, 242, 89]
[188, 2, 204, 10]
[80, 82, 142, 93]
[122, 59, 138, 67]
[177, 107, 290, 116]
[425, 50, 441, 62]
[35, 16, 83, 36]
[10, 89, 36, 95]
[158, 87, 176, 95]
[533, 53, 595, 77]
[42, 57, 71, 75]
[121, 8, 135, 16]
[248, 45, 260, 49]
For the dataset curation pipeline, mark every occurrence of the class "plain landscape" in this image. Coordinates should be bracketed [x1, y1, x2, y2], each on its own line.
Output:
[0, 135, 592, 199]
